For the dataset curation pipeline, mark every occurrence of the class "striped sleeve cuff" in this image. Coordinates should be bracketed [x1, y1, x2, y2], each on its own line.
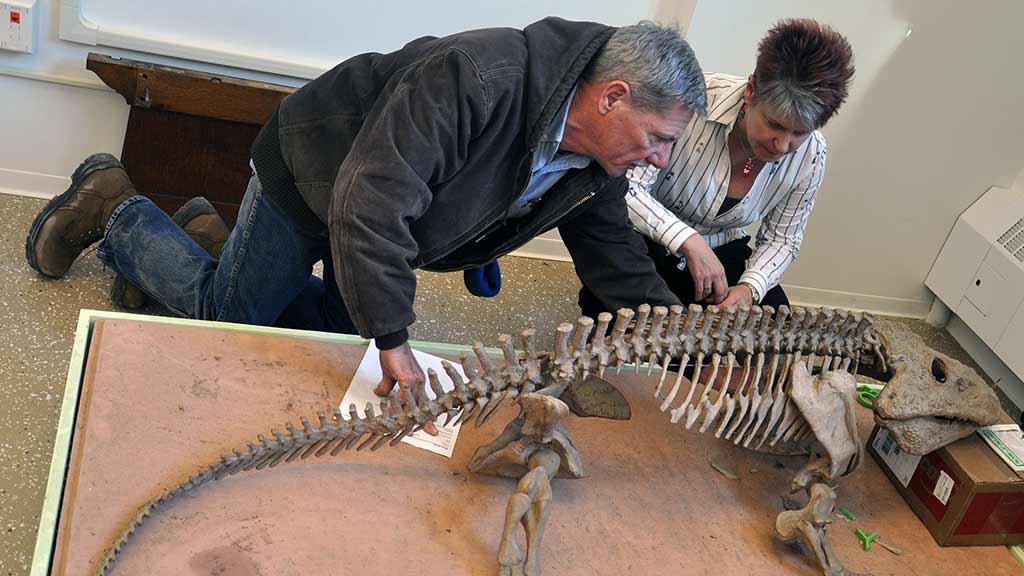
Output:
[738, 273, 767, 304]
[625, 186, 698, 257]
[662, 224, 699, 257]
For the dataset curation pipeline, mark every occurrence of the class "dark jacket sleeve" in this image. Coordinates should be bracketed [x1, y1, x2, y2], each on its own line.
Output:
[329, 49, 490, 345]
[558, 178, 681, 313]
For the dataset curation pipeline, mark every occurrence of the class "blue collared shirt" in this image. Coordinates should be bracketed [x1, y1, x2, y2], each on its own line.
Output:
[507, 86, 592, 218]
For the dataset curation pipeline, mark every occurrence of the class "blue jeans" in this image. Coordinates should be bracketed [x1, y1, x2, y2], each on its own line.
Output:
[97, 174, 357, 334]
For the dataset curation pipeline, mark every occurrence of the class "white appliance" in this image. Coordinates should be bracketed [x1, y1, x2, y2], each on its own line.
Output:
[926, 186, 1024, 407]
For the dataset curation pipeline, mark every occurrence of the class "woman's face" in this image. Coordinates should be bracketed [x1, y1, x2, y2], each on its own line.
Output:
[742, 83, 813, 162]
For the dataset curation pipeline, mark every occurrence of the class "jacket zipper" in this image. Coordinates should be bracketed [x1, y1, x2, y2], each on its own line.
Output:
[532, 171, 598, 231]
[474, 219, 505, 243]
[474, 188, 594, 247]
[474, 144, 598, 246]
[564, 191, 594, 213]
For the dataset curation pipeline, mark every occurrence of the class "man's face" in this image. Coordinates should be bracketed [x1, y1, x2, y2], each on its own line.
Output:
[592, 97, 693, 177]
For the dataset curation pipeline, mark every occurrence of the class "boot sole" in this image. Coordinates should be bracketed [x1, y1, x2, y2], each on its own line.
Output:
[110, 197, 220, 308]
[25, 153, 125, 278]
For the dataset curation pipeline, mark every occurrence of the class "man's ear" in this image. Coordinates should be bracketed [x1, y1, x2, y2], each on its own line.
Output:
[744, 75, 754, 106]
[598, 80, 631, 115]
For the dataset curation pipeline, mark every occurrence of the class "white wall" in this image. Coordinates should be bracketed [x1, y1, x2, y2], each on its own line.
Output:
[0, 0, 692, 259]
[77, 0, 667, 77]
[0, 73, 125, 198]
[0, 0, 128, 198]
[1014, 166, 1024, 195]
[687, 0, 1024, 316]
[0, 0, 307, 199]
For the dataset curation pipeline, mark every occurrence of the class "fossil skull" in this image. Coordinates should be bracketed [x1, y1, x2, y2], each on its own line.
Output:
[872, 321, 1002, 454]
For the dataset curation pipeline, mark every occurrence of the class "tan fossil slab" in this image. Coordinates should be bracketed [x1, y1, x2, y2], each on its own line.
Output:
[50, 319, 1019, 575]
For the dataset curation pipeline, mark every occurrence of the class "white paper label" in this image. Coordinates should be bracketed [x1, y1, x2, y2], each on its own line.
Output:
[872, 427, 922, 487]
[933, 470, 954, 505]
[977, 424, 1024, 473]
[340, 340, 463, 458]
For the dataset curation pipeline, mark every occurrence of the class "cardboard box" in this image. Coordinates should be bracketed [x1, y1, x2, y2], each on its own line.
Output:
[868, 424, 1024, 546]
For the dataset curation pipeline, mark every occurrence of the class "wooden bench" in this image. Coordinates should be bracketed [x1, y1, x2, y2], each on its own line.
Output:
[87, 52, 295, 226]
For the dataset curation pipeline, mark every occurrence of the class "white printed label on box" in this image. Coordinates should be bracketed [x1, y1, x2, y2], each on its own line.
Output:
[933, 470, 954, 505]
[872, 427, 922, 487]
[977, 424, 1024, 473]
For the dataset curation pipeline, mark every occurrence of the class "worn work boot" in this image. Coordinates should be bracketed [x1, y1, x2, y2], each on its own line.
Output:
[25, 153, 138, 278]
[111, 196, 231, 309]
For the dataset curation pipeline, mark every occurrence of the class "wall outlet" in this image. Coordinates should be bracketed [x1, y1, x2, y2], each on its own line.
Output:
[1, 0, 35, 54]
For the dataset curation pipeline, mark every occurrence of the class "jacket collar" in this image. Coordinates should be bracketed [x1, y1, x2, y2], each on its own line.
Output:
[522, 18, 615, 147]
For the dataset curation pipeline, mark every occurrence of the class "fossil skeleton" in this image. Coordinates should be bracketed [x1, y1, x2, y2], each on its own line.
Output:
[90, 303, 1002, 576]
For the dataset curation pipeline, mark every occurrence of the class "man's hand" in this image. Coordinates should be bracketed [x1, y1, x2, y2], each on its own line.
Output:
[373, 342, 438, 435]
[679, 235, 728, 304]
[718, 284, 754, 310]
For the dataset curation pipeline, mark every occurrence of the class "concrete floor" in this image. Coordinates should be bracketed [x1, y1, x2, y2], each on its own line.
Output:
[0, 191, 1018, 575]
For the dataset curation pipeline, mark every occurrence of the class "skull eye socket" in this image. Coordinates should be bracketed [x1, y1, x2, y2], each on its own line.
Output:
[931, 358, 948, 383]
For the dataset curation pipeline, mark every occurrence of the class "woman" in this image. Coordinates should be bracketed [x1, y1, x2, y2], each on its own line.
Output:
[579, 18, 854, 316]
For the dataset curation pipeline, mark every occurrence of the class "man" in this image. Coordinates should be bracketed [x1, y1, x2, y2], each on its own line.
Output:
[26, 18, 705, 406]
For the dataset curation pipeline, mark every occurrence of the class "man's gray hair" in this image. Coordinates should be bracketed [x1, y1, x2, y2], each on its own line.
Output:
[585, 21, 706, 115]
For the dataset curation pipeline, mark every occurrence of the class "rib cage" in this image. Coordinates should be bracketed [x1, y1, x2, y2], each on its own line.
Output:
[563, 303, 880, 454]
[92, 303, 881, 575]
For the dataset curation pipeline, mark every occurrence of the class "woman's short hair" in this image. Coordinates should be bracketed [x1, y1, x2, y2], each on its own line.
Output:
[753, 19, 855, 130]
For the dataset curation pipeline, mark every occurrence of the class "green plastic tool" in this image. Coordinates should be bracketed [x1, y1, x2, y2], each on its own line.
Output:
[855, 528, 878, 551]
[856, 383, 884, 409]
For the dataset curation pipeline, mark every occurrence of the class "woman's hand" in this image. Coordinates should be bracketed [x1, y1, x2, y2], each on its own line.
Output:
[679, 235, 728, 304]
[718, 284, 754, 309]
